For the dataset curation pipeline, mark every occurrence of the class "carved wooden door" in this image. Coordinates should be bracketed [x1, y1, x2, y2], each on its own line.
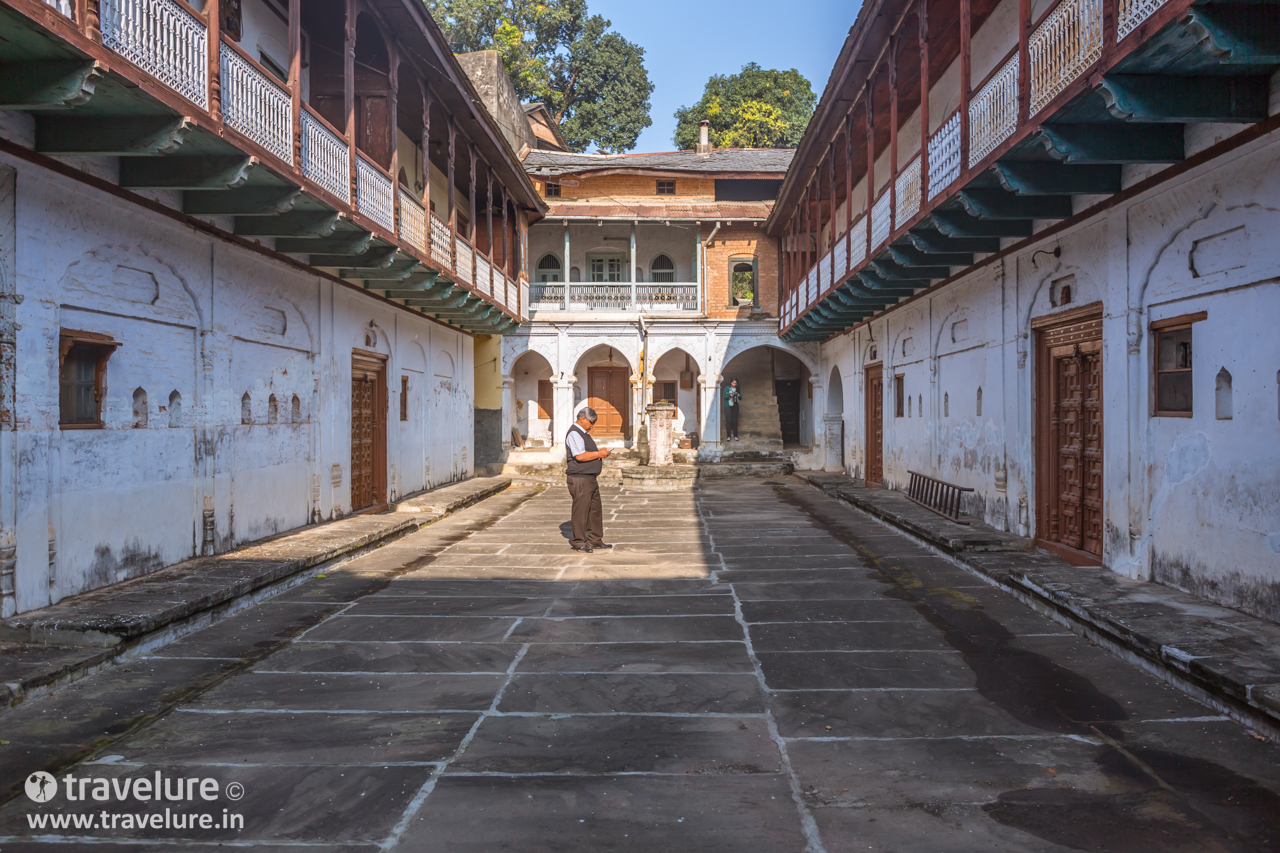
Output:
[351, 351, 387, 512]
[865, 365, 884, 487]
[1035, 308, 1103, 563]
[588, 367, 630, 439]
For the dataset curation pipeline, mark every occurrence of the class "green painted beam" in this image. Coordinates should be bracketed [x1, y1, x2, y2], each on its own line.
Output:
[907, 228, 1000, 254]
[855, 271, 923, 296]
[36, 115, 196, 156]
[1037, 124, 1183, 164]
[958, 188, 1074, 220]
[931, 210, 1033, 238]
[870, 258, 951, 281]
[276, 233, 372, 255]
[236, 211, 340, 238]
[119, 156, 256, 190]
[1185, 6, 1280, 64]
[309, 246, 397, 268]
[888, 243, 972, 267]
[993, 162, 1122, 195]
[346, 261, 419, 281]
[0, 60, 103, 110]
[185, 187, 302, 216]
[1100, 74, 1270, 123]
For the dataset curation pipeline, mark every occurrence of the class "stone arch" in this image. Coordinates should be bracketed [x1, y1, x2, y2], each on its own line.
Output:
[1021, 260, 1103, 341]
[241, 392, 252, 425]
[719, 337, 818, 377]
[168, 390, 183, 427]
[502, 333, 557, 375]
[354, 320, 392, 357]
[60, 243, 203, 328]
[512, 350, 556, 445]
[268, 394, 279, 424]
[132, 387, 148, 428]
[827, 367, 844, 414]
[565, 336, 639, 379]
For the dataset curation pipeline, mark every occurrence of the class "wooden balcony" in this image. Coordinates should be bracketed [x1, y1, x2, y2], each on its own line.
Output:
[0, 0, 540, 334]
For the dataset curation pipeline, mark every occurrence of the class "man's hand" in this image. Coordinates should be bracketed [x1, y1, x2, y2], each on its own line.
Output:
[599, 448, 612, 458]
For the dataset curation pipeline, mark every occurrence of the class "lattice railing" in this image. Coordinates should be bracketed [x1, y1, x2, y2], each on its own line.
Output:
[429, 211, 451, 270]
[569, 284, 631, 311]
[528, 283, 565, 311]
[506, 275, 518, 312]
[1118, 0, 1167, 39]
[355, 156, 394, 233]
[40, 0, 74, 17]
[818, 248, 831, 293]
[870, 191, 892, 249]
[101, 0, 208, 108]
[220, 43, 292, 164]
[300, 109, 349, 203]
[399, 193, 426, 255]
[476, 254, 492, 295]
[928, 112, 962, 200]
[807, 267, 818, 305]
[1030, 0, 1103, 115]
[969, 53, 1019, 167]
[636, 284, 698, 311]
[833, 234, 848, 282]
[849, 216, 867, 267]
[895, 156, 921, 229]
[454, 238, 473, 284]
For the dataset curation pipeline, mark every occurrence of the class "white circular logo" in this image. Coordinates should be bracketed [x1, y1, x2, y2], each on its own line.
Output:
[25, 772, 57, 803]
[225, 782, 244, 801]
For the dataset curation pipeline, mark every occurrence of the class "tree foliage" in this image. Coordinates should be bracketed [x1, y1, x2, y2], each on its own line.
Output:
[425, 0, 653, 153]
[673, 64, 816, 150]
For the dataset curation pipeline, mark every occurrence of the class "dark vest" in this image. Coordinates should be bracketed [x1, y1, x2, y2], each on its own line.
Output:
[566, 424, 602, 476]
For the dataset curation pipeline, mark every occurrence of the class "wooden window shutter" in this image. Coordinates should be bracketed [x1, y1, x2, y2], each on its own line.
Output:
[537, 380, 553, 419]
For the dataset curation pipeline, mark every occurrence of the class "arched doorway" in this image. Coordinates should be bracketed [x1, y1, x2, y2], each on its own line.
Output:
[574, 345, 634, 440]
[511, 350, 555, 447]
[719, 345, 812, 449]
[651, 348, 702, 448]
[826, 367, 845, 471]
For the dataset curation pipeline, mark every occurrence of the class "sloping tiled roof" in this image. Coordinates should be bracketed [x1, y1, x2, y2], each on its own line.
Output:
[543, 201, 775, 220]
[523, 148, 795, 176]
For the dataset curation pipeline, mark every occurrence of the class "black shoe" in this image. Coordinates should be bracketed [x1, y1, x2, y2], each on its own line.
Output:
[591, 543, 614, 549]
[571, 544, 594, 553]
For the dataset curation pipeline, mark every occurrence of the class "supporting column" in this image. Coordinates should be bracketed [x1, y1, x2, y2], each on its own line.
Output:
[562, 221, 571, 311]
[809, 378, 825, 460]
[824, 413, 845, 472]
[629, 220, 637, 309]
[960, 0, 972, 173]
[207, 0, 222, 122]
[501, 374, 515, 456]
[699, 372, 722, 458]
[919, 0, 930, 203]
[551, 376, 578, 452]
[694, 222, 703, 315]
[288, 0, 301, 166]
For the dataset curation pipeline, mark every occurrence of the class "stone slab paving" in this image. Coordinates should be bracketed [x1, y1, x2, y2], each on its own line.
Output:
[0, 478, 1278, 851]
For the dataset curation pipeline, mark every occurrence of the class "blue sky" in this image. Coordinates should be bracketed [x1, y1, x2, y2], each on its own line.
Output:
[590, 0, 859, 153]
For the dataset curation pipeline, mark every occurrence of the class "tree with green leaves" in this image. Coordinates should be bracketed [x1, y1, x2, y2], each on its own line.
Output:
[673, 63, 816, 150]
[425, 0, 653, 153]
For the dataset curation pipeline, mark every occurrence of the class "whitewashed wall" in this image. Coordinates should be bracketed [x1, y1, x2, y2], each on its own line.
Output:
[2, 154, 472, 615]
[819, 129, 1280, 622]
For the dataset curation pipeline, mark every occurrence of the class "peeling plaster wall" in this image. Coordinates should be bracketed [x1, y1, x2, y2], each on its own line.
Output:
[818, 128, 1280, 623]
[3, 153, 472, 615]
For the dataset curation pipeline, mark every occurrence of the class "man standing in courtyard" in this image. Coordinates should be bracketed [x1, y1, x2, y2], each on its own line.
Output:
[565, 407, 613, 553]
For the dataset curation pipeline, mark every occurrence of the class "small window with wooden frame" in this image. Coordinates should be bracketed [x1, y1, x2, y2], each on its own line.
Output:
[59, 330, 120, 429]
[656, 180, 675, 195]
[1152, 311, 1206, 417]
[400, 375, 410, 421]
[894, 375, 905, 418]
[543, 181, 562, 198]
[536, 380, 553, 420]
[654, 381, 677, 404]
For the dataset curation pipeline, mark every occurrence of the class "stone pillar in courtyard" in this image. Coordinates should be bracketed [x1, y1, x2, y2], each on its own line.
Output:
[501, 375, 515, 452]
[551, 375, 576, 451]
[646, 402, 675, 467]
[622, 401, 696, 490]
[698, 373, 721, 459]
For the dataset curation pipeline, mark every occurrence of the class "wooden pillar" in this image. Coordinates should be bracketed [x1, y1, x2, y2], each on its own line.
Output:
[918, 0, 930, 204]
[288, 0, 301, 167]
[1103, 0, 1117, 54]
[828, 144, 836, 287]
[486, 170, 494, 293]
[388, 46, 400, 234]
[421, 85, 431, 204]
[1018, 0, 1031, 124]
[83, 0, 101, 42]
[343, 0, 356, 199]
[845, 111, 854, 259]
[502, 187, 509, 277]
[865, 90, 875, 249]
[960, 0, 972, 173]
[447, 118, 456, 263]
[888, 35, 899, 230]
[207, 0, 222, 121]
[468, 142, 477, 246]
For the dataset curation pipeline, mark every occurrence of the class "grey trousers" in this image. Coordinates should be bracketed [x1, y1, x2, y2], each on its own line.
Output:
[566, 474, 603, 548]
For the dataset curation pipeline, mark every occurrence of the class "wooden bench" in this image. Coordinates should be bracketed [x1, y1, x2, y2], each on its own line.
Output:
[906, 470, 974, 524]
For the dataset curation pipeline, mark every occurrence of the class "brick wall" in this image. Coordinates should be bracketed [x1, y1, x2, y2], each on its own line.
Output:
[537, 175, 715, 201]
[702, 223, 780, 321]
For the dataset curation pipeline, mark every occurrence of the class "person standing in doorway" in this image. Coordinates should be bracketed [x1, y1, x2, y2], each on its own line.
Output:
[565, 407, 613, 553]
[723, 378, 742, 441]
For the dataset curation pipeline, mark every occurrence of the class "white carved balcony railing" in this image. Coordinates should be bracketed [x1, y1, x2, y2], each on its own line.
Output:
[870, 191, 892, 249]
[528, 283, 565, 312]
[818, 249, 831, 293]
[969, 53, 1019, 167]
[1030, 0, 1103, 115]
[519, 277, 529, 316]
[636, 284, 699, 312]
[849, 215, 867, 267]
[101, 0, 208, 109]
[220, 43, 292, 164]
[476, 255, 492, 295]
[895, 156, 922, 229]
[355, 156, 394, 233]
[928, 112, 962, 200]
[429, 211, 451, 270]
[399, 193, 427, 255]
[300, 108, 350, 203]
[569, 284, 632, 311]
[454, 238, 473, 284]
[1118, 0, 1167, 39]
[807, 267, 818, 305]
[506, 275, 519, 312]
[833, 234, 848, 282]
[40, 0, 74, 17]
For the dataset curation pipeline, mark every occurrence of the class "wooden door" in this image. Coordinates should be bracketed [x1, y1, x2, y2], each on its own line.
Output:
[351, 351, 387, 512]
[775, 379, 801, 444]
[1035, 307, 1103, 564]
[587, 367, 630, 438]
[865, 365, 884, 487]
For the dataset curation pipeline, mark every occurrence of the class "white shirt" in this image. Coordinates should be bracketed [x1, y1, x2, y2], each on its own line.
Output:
[566, 426, 588, 459]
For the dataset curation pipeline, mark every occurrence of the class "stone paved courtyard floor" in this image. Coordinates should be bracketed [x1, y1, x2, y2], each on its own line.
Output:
[1, 478, 1279, 852]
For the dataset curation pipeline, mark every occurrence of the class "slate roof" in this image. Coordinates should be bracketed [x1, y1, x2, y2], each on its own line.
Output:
[542, 201, 775, 220]
[523, 148, 795, 176]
